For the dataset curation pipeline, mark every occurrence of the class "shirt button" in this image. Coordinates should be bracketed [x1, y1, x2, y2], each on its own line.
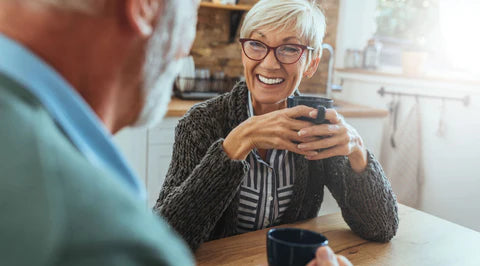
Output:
[268, 196, 274, 201]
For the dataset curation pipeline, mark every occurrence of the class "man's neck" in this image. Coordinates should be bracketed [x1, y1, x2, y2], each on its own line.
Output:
[0, 1, 142, 133]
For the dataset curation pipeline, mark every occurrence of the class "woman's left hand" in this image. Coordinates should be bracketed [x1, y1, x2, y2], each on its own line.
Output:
[296, 108, 368, 173]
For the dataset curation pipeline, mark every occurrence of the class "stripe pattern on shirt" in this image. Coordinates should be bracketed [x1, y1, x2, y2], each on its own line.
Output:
[237, 149, 295, 233]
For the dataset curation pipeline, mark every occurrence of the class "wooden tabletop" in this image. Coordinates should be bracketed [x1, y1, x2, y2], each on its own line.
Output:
[195, 204, 480, 265]
[166, 97, 388, 118]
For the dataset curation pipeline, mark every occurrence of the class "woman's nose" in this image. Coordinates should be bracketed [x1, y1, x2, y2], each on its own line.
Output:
[260, 49, 281, 69]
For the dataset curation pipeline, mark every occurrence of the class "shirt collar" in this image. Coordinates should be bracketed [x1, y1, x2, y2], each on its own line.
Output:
[0, 34, 145, 200]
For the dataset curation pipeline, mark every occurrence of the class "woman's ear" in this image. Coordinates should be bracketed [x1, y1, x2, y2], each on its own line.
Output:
[125, 0, 162, 37]
[303, 56, 321, 78]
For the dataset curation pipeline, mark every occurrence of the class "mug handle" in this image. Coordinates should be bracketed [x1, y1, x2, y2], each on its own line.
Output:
[314, 106, 327, 124]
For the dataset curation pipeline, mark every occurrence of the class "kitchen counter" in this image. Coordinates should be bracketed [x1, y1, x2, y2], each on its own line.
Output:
[166, 97, 388, 118]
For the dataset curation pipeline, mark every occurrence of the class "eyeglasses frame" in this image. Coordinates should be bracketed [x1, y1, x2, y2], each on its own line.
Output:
[239, 38, 314, 65]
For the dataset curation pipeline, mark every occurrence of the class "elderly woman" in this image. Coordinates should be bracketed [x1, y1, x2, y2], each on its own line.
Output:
[155, 0, 398, 251]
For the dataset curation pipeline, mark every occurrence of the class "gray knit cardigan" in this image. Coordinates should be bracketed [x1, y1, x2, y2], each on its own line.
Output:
[154, 82, 398, 251]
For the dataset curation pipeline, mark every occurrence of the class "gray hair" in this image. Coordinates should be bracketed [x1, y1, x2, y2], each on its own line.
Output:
[133, 0, 197, 127]
[240, 0, 326, 60]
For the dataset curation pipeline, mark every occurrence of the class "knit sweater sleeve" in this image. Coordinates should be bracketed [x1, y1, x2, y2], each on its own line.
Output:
[153, 111, 249, 251]
[323, 151, 399, 242]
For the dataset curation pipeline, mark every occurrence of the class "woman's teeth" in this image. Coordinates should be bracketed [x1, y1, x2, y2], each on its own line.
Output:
[258, 75, 284, 85]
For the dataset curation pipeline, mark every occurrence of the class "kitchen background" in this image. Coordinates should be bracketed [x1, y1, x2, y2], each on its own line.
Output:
[115, 0, 480, 233]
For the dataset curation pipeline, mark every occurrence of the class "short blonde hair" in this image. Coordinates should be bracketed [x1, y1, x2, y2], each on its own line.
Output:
[240, 0, 326, 59]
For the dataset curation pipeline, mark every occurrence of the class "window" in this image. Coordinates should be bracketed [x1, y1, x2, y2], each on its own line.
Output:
[375, 0, 480, 74]
[375, 0, 440, 66]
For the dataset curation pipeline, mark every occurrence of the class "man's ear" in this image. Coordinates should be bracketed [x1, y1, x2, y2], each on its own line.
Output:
[125, 0, 162, 37]
[303, 56, 321, 78]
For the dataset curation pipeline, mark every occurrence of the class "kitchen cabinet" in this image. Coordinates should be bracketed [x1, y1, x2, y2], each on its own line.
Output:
[113, 127, 148, 187]
[145, 118, 178, 208]
[114, 118, 178, 208]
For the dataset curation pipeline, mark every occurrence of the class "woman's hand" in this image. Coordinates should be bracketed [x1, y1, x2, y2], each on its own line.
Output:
[223, 105, 320, 160]
[296, 108, 368, 173]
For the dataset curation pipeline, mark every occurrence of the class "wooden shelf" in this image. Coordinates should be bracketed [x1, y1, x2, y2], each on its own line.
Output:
[199, 2, 252, 43]
[200, 2, 252, 11]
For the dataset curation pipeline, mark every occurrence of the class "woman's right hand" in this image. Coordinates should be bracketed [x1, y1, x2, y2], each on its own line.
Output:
[223, 105, 319, 160]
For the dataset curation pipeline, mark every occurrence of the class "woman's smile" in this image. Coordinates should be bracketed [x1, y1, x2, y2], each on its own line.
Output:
[256, 74, 285, 85]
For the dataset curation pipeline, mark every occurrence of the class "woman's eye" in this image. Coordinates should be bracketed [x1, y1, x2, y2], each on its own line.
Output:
[249, 41, 264, 48]
[282, 46, 301, 53]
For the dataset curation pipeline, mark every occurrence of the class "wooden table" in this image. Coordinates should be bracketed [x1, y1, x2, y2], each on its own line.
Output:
[195, 205, 480, 265]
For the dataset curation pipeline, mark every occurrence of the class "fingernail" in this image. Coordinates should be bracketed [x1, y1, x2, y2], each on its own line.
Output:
[298, 144, 306, 149]
[308, 151, 318, 156]
[309, 110, 317, 118]
[298, 130, 306, 136]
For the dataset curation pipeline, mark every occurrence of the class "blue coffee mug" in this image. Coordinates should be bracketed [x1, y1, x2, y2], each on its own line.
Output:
[267, 228, 328, 266]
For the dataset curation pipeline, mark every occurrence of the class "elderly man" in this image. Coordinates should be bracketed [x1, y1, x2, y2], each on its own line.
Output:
[0, 0, 197, 265]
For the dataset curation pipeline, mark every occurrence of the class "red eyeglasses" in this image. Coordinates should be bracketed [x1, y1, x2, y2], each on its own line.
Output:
[239, 38, 314, 64]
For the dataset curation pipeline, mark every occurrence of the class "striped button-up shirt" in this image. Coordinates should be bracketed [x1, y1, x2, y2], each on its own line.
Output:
[237, 92, 296, 233]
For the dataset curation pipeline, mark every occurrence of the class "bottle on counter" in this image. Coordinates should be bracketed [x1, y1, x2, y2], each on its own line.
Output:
[363, 38, 382, 70]
[344, 49, 363, 69]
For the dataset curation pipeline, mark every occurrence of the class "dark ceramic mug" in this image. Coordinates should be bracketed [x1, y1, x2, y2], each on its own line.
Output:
[287, 95, 334, 124]
[267, 228, 329, 266]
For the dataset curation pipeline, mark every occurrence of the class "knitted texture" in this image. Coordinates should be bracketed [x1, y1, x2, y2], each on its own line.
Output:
[154, 82, 399, 251]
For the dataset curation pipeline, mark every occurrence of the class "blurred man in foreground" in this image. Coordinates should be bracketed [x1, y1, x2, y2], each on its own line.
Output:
[0, 0, 197, 264]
